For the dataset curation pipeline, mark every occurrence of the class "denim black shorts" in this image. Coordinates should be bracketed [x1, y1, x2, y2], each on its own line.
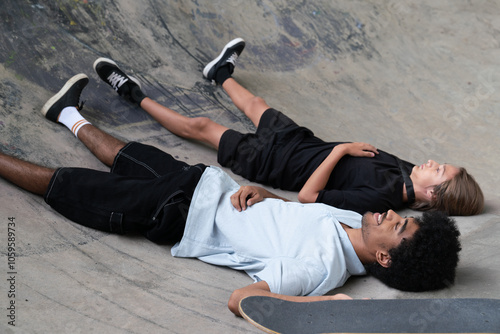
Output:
[44, 142, 206, 244]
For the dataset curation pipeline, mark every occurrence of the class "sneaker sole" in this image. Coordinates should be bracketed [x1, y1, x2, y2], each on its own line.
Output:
[93, 57, 142, 88]
[41, 73, 89, 118]
[203, 37, 245, 79]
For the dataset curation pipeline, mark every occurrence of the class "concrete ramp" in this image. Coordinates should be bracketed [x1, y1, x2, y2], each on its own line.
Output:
[0, 1, 499, 332]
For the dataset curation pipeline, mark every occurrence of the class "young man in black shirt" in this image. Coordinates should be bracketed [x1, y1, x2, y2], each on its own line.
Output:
[93, 38, 484, 216]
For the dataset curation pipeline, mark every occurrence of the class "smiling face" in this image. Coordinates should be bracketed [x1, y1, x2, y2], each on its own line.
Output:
[361, 210, 419, 267]
[411, 160, 460, 192]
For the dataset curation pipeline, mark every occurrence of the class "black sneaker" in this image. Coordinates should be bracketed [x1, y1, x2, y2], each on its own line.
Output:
[203, 38, 245, 82]
[93, 57, 144, 103]
[41, 73, 89, 123]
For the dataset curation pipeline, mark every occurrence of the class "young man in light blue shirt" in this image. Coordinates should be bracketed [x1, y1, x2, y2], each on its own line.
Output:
[0, 74, 461, 317]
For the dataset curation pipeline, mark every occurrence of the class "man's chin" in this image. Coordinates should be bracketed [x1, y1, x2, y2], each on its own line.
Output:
[361, 211, 373, 227]
[360, 212, 372, 240]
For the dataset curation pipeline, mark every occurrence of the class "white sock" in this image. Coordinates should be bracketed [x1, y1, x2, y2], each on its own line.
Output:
[57, 107, 91, 137]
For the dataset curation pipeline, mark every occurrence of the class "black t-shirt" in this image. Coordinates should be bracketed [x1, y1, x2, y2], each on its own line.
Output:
[282, 135, 415, 214]
[218, 109, 415, 214]
[317, 150, 414, 214]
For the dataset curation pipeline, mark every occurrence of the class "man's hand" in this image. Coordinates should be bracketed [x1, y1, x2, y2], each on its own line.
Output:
[337, 142, 379, 158]
[228, 281, 353, 317]
[231, 186, 266, 211]
[329, 293, 353, 300]
[298, 142, 378, 203]
[231, 186, 289, 211]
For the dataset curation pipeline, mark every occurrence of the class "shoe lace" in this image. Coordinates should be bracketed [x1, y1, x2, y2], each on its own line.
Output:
[107, 72, 129, 90]
[226, 52, 239, 65]
[76, 100, 85, 111]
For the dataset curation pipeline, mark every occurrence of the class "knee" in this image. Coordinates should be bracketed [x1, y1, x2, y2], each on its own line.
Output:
[243, 96, 268, 115]
[184, 117, 213, 136]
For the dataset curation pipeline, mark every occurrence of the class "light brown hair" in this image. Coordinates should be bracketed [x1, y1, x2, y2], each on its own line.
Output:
[410, 167, 484, 216]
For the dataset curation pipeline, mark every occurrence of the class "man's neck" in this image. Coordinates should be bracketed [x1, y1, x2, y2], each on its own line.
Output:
[341, 224, 375, 264]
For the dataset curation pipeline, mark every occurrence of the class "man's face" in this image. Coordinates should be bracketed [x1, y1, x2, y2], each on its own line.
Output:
[411, 160, 459, 189]
[361, 210, 419, 254]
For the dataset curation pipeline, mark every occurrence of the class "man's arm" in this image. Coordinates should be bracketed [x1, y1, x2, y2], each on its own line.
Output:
[298, 142, 379, 203]
[231, 185, 290, 211]
[228, 281, 352, 316]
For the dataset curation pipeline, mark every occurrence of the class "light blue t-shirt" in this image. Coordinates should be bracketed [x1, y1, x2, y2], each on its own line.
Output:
[171, 167, 366, 296]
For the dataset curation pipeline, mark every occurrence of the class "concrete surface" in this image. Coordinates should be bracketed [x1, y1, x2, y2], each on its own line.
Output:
[0, 0, 499, 333]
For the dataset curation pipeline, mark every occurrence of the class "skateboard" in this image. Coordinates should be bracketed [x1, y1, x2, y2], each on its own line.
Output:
[239, 296, 500, 333]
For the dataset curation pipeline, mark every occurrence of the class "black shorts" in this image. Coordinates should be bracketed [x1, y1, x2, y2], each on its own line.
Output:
[217, 108, 336, 190]
[44, 142, 206, 244]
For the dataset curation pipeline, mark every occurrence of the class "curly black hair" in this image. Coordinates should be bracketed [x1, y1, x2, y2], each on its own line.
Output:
[365, 211, 461, 292]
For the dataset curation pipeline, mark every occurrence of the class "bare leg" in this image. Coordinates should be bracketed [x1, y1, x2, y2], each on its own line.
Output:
[139, 98, 228, 149]
[76, 124, 126, 167]
[221, 78, 271, 127]
[0, 152, 55, 195]
[136, 79, 269, 147]
[0, 125, 126, 195]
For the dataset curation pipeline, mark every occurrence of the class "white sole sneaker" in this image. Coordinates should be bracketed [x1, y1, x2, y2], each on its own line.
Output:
[93, 57, 141, 89]
[202, 38, 245, 80]
[41, 73, 89, 122]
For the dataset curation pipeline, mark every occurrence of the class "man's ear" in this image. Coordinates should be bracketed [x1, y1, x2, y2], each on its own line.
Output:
[376, 250, 392, 268]
[425, 186, 435, 201]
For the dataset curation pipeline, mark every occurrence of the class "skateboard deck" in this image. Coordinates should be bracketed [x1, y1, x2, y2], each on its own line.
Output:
[239, 296, 500, 333]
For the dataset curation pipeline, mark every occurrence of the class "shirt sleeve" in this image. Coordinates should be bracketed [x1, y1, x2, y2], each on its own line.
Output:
[316, 188, 387, 214]
[253, 257, 326, 296]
